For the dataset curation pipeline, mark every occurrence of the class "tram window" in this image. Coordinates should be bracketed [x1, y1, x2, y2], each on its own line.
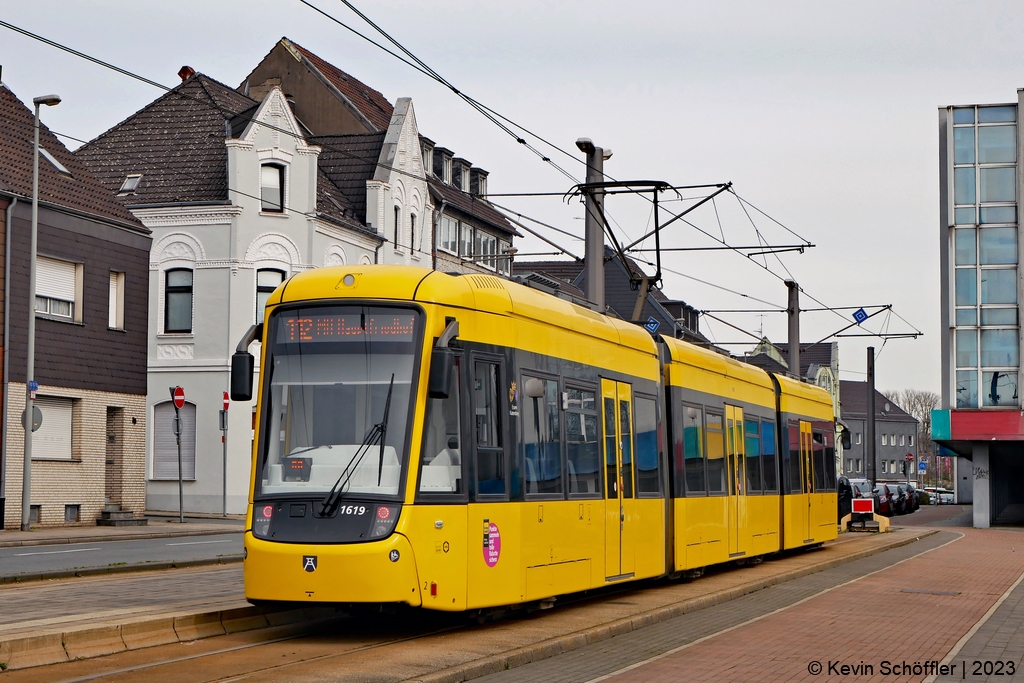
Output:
[474, 361, 505, 496]
[744, 419, 761, 494]
[522, 376, 562, 496]
[761, 420, 778, 492]
[566, 387, 601, 497]
[420, 357, 463, 495]
[812, 431, 827, 492]
[706, 411, 726, 494]
[620, 399, 634, 498]
[635, 396, 659, 495]
[819, 428, 837, 492]
[604, 397, 617, 499]
[788, 421, 802, 494]
[682, 404, 705, 496]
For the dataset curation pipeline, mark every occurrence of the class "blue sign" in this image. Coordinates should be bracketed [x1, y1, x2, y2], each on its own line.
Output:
[853, 308, 868, 324]
[918, 461, 927, 472]
[28, 380, 38, 392]
[643, 317, 661, 334]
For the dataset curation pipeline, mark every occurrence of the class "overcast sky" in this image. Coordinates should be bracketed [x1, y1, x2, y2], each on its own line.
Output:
[5, 0, 1024, 394]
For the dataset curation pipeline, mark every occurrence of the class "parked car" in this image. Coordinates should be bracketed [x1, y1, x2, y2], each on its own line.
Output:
[939, 488, 955, 504]
[885, 483, 907, 515]
[837, 475, 853, 519]
[873, 484, 894, 517]
[905, 483, 921, 511]
[924, 486, 940, 504]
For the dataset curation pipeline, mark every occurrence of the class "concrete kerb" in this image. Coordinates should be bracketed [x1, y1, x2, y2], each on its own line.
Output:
[402, 529, 939, 683]
[0, 554, 243, 585]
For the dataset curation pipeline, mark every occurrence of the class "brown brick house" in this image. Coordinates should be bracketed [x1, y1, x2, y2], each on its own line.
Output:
[0, 82, 151, 528]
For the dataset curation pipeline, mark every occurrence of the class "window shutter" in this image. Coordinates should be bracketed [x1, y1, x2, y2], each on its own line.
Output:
[36, 257, 76, 301]
[153, 401, 197, 480]
[34, 396, 73, 460]
[108, 272, 118, 329]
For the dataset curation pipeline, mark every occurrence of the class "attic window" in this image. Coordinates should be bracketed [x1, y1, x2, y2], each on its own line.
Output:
[39, 148, 71, 176]
[118, 174, 143, 195]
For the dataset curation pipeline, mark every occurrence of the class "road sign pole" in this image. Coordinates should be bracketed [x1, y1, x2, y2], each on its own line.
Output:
[170, 386, 185, 524]
[221, 391, 229, 517]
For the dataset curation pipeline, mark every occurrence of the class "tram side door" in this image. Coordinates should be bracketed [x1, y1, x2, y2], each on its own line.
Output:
[725, 405, 746, 557]
[602, 379, 635, 580]
[801, 421, 813, 541]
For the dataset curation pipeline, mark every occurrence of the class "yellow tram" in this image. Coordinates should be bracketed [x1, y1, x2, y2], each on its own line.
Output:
[233, 265, 836, 611]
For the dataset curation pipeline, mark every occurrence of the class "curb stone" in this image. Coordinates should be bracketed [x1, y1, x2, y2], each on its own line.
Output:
[0, 554, 243, 585]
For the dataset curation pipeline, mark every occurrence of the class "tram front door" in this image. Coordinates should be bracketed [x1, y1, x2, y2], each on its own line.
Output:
[801, 420, 814, 542]
[602, 379, 635, 580]
[725, 405, 746, 557]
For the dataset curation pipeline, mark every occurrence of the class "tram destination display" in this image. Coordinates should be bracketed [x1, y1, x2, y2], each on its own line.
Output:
[278, 311, 417, 344]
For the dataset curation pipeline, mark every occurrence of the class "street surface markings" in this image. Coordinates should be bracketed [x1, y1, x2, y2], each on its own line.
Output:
[13, 547, 101, 556]
[165, 540, 234, 546]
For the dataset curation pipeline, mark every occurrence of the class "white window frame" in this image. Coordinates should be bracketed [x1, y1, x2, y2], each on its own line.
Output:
[36, 255, 82, 324]
[32, 395, 74, 461]
[260, 163, 286, 213]
[152, 400, 197, 480]
[108, 271, 125, 330]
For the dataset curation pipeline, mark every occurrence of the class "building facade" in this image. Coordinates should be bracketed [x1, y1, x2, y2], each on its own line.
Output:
[838, 381, 919, 483]
[934, 95, 1024, 527]
[0, 84, 151, 527]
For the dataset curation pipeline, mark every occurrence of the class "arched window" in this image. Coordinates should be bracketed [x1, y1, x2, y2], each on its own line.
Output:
[394, 205, 402, 247]
[256, 268, 285, 323]
[261, 164, 285, 212]
[164, 268, 193, 333]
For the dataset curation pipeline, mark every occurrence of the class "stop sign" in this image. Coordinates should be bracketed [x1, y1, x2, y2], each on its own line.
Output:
[172, 386, 185, 410]
[223, 391, 229, 411]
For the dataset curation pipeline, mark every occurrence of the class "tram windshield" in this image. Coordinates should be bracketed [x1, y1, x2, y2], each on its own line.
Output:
[256, 305, 421, 499]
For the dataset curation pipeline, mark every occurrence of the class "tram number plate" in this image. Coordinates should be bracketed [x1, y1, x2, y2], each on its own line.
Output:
[337, 505, 367, 516]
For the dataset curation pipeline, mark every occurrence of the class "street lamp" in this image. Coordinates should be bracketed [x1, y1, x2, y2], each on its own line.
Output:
[21, 94, 60, 531]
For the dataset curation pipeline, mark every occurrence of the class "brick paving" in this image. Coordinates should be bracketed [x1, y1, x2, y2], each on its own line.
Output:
[477, 526, 1024, 683]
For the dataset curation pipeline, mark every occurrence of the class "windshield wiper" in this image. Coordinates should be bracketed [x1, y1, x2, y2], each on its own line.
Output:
[319, 374, 395, 516]
[288, 445, 330, 457]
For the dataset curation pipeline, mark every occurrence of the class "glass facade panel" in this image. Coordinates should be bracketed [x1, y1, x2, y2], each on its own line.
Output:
[954, 127, 976, 164]
[979, 227, 1018, 264]
[956, 308, 977, 326]
[983, 371, 1019, 407]
[981, 308, 1017, 326]
[955, 167, 976, 205]
[956, 370, 978, 408]
[978, 125, 1016, 163]
[955, 228, 976, 265]
[978, 106, 1016, 123]
[981, 206, 1016, 224]
[981, 167, 1016, 203]
[955, 207, 977, 225]
[954, 108, 975, 124]
[981, 329, 1019, 366]
[956, 329, 978, 367]
[955, 268, 977, 305]
[981, 268, 1017, 304]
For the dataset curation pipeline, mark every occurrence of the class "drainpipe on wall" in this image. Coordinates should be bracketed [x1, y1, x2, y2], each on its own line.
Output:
[432, 200, 448, 272]
[1, 196, 17, 510]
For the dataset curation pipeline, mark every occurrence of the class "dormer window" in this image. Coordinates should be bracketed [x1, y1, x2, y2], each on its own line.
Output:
[461, 167, 470, 192]
[478, 175, 487, 196]
[442, 156, 452, 185]
[39, 148, 71, 176]
[118, 174, 142, 195]
[260, 164, 285, 212]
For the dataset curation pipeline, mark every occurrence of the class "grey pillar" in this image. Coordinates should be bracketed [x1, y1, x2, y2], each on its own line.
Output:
[866, 347, 876, 485]
[786, 281, 800, 378]
[972, 443, 990, 528]
[577, 138, 609, 309]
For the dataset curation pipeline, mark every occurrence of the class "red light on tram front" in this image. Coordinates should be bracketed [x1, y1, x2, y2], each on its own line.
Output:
[262, 505, 273, 518]
[377, 506, 391, 520]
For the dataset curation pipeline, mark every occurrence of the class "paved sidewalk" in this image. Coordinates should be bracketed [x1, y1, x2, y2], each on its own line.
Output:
[0, 515, 244, 548]
[476, 525, 1024, 683]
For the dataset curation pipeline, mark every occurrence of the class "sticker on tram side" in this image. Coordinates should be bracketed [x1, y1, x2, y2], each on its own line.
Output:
[509, 381, 519, 417]
[483, 519, 501, 567]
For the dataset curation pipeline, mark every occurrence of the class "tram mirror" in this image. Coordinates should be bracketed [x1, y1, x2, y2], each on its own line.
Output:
[231, 352, 255, 402]
[841, 427, 852, 450]
[524, 377, 545, 399]
[428, 347, 455, 399]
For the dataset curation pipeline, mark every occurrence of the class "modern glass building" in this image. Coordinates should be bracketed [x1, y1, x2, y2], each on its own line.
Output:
[935, 96, 1024, 528]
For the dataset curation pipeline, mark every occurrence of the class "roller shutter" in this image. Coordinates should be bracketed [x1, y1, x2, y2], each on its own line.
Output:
[34, 396, 73, 460]
[153, 401, 196, 480]
[36, 256, 76, 301]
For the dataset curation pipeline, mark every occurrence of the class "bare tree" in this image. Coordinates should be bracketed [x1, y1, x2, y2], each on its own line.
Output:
[882, 389, 943, 484]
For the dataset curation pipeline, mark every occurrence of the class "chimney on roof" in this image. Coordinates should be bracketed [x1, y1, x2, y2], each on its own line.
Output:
[178, 66, 196, 82]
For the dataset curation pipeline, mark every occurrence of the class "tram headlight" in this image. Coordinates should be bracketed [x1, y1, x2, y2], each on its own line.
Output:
[253, 503, 273, 538]
[368, 505, 399, 539]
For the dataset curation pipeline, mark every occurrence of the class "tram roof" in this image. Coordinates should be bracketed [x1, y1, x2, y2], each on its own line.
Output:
[272, 265, 658, 354]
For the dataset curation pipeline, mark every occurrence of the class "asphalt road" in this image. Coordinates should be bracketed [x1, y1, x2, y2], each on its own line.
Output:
[0, 533, 242, 578]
